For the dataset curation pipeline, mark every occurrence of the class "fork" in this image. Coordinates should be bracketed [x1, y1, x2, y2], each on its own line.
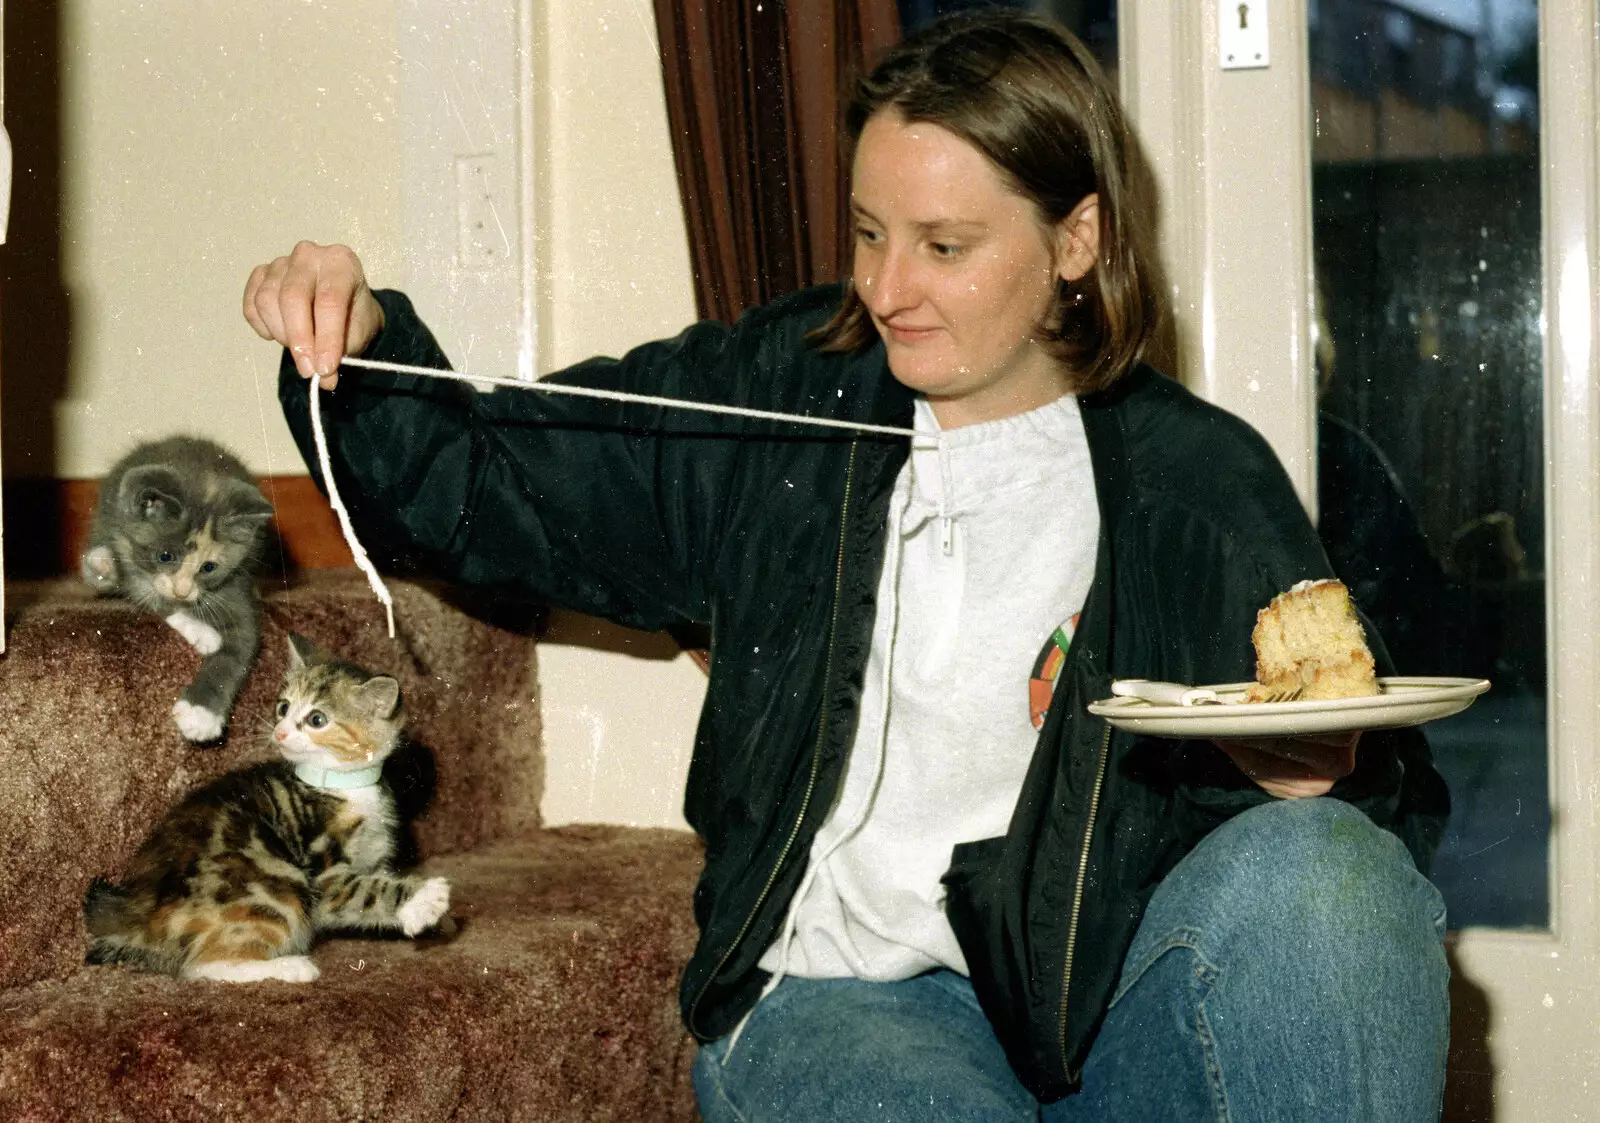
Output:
[1251, 684, 1305, 703]
[1111, 679, 1309, 706]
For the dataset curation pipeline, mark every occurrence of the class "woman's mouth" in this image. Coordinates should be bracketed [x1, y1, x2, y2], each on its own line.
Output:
[884, 322, 941, 344]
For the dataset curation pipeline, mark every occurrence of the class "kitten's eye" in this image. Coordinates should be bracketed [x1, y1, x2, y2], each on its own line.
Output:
[307, 710, 328, 729]
[200, 561, 218, 574]
[275, 701, 289, 719]
[157, 551, 174, 564]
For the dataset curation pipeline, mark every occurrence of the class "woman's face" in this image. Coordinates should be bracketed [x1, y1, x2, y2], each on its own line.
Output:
[850, 110, 1092, 428]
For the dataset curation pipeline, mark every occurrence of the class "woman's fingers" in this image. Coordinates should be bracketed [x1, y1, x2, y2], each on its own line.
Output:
[244, 256, 294, 349]
[241, 263, 274, 340]
[1217, 741, 1339, 800]
[276, 251, 325, 384]
[1212, 732, 1361, 800]
[242, 241, 379, 390]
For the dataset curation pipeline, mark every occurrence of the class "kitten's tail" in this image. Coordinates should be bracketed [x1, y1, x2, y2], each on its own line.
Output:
[82, 878, 183, 975]
[84, 935, 183, 975]
[82, 877, 131, 935]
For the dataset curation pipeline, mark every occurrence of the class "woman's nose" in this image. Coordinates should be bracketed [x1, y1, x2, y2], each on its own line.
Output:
[859, 248, 915, 316]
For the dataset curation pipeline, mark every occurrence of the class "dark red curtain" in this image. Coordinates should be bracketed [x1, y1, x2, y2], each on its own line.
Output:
[651, 0, 901, 324]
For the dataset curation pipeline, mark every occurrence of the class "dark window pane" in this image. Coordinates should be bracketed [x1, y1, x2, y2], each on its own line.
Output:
[1310, 0, 1545, 929]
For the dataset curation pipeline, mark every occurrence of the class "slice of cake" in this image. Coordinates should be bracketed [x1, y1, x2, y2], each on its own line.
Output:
[1245, 578, 1380, 703]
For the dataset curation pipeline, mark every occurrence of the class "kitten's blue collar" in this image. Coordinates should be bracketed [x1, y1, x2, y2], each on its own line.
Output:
[293, 761, 384, 790]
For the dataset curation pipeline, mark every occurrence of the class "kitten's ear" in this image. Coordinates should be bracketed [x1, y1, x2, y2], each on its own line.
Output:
[118, 466, 185, 523]
[223, 478, 274, 519]
[357, 676, 402, 720]
[286, 633, 318, 669]
[217, 479, 275, 540]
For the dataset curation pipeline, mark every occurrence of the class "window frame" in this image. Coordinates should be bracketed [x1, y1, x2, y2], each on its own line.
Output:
[1121, 2, 1600, 1115]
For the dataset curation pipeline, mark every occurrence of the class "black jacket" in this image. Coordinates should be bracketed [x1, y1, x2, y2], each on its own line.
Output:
[280, 284, 1448, 1103]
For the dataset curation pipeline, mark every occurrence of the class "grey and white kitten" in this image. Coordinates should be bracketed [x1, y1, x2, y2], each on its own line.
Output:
[83, 634, 451, 982]
[81, 436, 274, 743]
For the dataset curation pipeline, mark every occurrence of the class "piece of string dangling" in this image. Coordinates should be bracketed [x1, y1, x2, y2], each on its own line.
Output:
[308, 377, 396, 638]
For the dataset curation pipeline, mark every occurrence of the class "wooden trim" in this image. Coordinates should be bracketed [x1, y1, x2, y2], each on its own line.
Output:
[1119, 1, 1319, 515]
[4, 475, 353, 578]
[255, 476, 356, 570]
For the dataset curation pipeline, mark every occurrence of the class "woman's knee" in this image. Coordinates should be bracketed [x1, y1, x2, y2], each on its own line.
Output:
[1138, 798, 1447, 976]
[1111, 797, 1449, 1072]
[1104, 800, 1451, 1115]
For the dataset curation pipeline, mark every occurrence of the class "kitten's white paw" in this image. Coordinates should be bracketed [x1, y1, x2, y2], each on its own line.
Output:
[264, 955, 321, 983]
[173, 699, 225, 743]
[165, 611, 223, 655]
[397, 877, 451, 937]
[187, 955, 320, 983]
[81, 546, 117, 590]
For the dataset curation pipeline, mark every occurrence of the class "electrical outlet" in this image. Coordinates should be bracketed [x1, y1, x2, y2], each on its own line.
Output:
[456, 153, 510, 267]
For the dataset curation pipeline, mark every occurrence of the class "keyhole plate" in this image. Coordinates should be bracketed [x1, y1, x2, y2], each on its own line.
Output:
[1220, 0, 1271, 71]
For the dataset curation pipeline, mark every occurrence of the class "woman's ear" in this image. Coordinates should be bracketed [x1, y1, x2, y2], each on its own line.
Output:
[1054, 193, 1101, 283]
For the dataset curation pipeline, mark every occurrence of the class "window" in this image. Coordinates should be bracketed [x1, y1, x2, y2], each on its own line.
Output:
[1310, 0, 1545, 929]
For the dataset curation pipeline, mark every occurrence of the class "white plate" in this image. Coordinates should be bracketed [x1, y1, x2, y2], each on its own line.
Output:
[1087, 677, 1491, 739]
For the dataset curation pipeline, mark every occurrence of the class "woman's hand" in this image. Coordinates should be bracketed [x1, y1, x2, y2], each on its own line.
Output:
[1213, 732, 1361, 800]
[242, 241, 385, 390]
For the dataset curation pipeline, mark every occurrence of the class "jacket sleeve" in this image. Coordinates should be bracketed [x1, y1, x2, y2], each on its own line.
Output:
[1150, 408, 1449, 871]
[278, 289, 746, 632]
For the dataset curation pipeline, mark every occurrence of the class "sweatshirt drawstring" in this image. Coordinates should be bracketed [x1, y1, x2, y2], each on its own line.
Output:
[938, 439, 956, 557]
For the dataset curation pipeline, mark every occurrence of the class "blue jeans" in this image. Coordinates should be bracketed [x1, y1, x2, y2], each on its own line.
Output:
[693, 797, 1450, 1122]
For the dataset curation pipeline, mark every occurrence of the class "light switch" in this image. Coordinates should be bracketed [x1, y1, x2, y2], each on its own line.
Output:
[456, 153, 510, 268]
[1220, 0, 1271, 71]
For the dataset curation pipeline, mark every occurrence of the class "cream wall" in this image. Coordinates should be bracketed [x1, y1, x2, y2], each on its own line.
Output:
[44, 0, 709, 464]
[36, 0, 707, 830]
[530, 1, 705, 832]
[50, 0, 403, 479]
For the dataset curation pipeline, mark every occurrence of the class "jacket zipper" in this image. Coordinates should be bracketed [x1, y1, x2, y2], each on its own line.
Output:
[1058, 720, 1113, 1082]
[687, 440, 860, 1039]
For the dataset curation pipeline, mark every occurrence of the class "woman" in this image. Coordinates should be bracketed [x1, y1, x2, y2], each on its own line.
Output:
[245, 12, 1450, 1120]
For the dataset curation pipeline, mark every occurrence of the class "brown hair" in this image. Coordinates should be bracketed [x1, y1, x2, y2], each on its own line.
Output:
[808, 10, 1162, 394]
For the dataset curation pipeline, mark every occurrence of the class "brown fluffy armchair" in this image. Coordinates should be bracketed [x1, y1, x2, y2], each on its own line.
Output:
[0, 573, 702, 1121]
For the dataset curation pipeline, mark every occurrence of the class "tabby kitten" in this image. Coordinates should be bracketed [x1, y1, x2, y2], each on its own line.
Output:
[81, 436, 274, 743]
[83, 634, 451, 983]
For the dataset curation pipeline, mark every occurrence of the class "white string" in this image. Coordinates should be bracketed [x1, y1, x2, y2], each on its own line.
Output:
[309, 354, 923, 637]
[309, 378, 396, 638]
[340, 355, 922, 438]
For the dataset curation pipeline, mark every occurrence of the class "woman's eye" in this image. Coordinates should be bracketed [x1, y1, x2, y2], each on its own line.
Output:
[275, 701, 290, 719]
[307, 710, 328, 729]
[930, 242, 962, 258]
[200, 561, 218, 574]
[853, 226, 881, 244]
[157, 551, 174, 564]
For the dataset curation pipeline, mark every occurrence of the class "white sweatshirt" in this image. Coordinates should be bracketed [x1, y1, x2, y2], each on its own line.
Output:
[758, 392, 1101, 981]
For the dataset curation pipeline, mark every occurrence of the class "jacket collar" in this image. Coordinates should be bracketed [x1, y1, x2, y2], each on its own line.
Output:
[1079, 362, 1149, 526]
[861, 341, 917, 433]
[1069, 363, 1160, 679]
